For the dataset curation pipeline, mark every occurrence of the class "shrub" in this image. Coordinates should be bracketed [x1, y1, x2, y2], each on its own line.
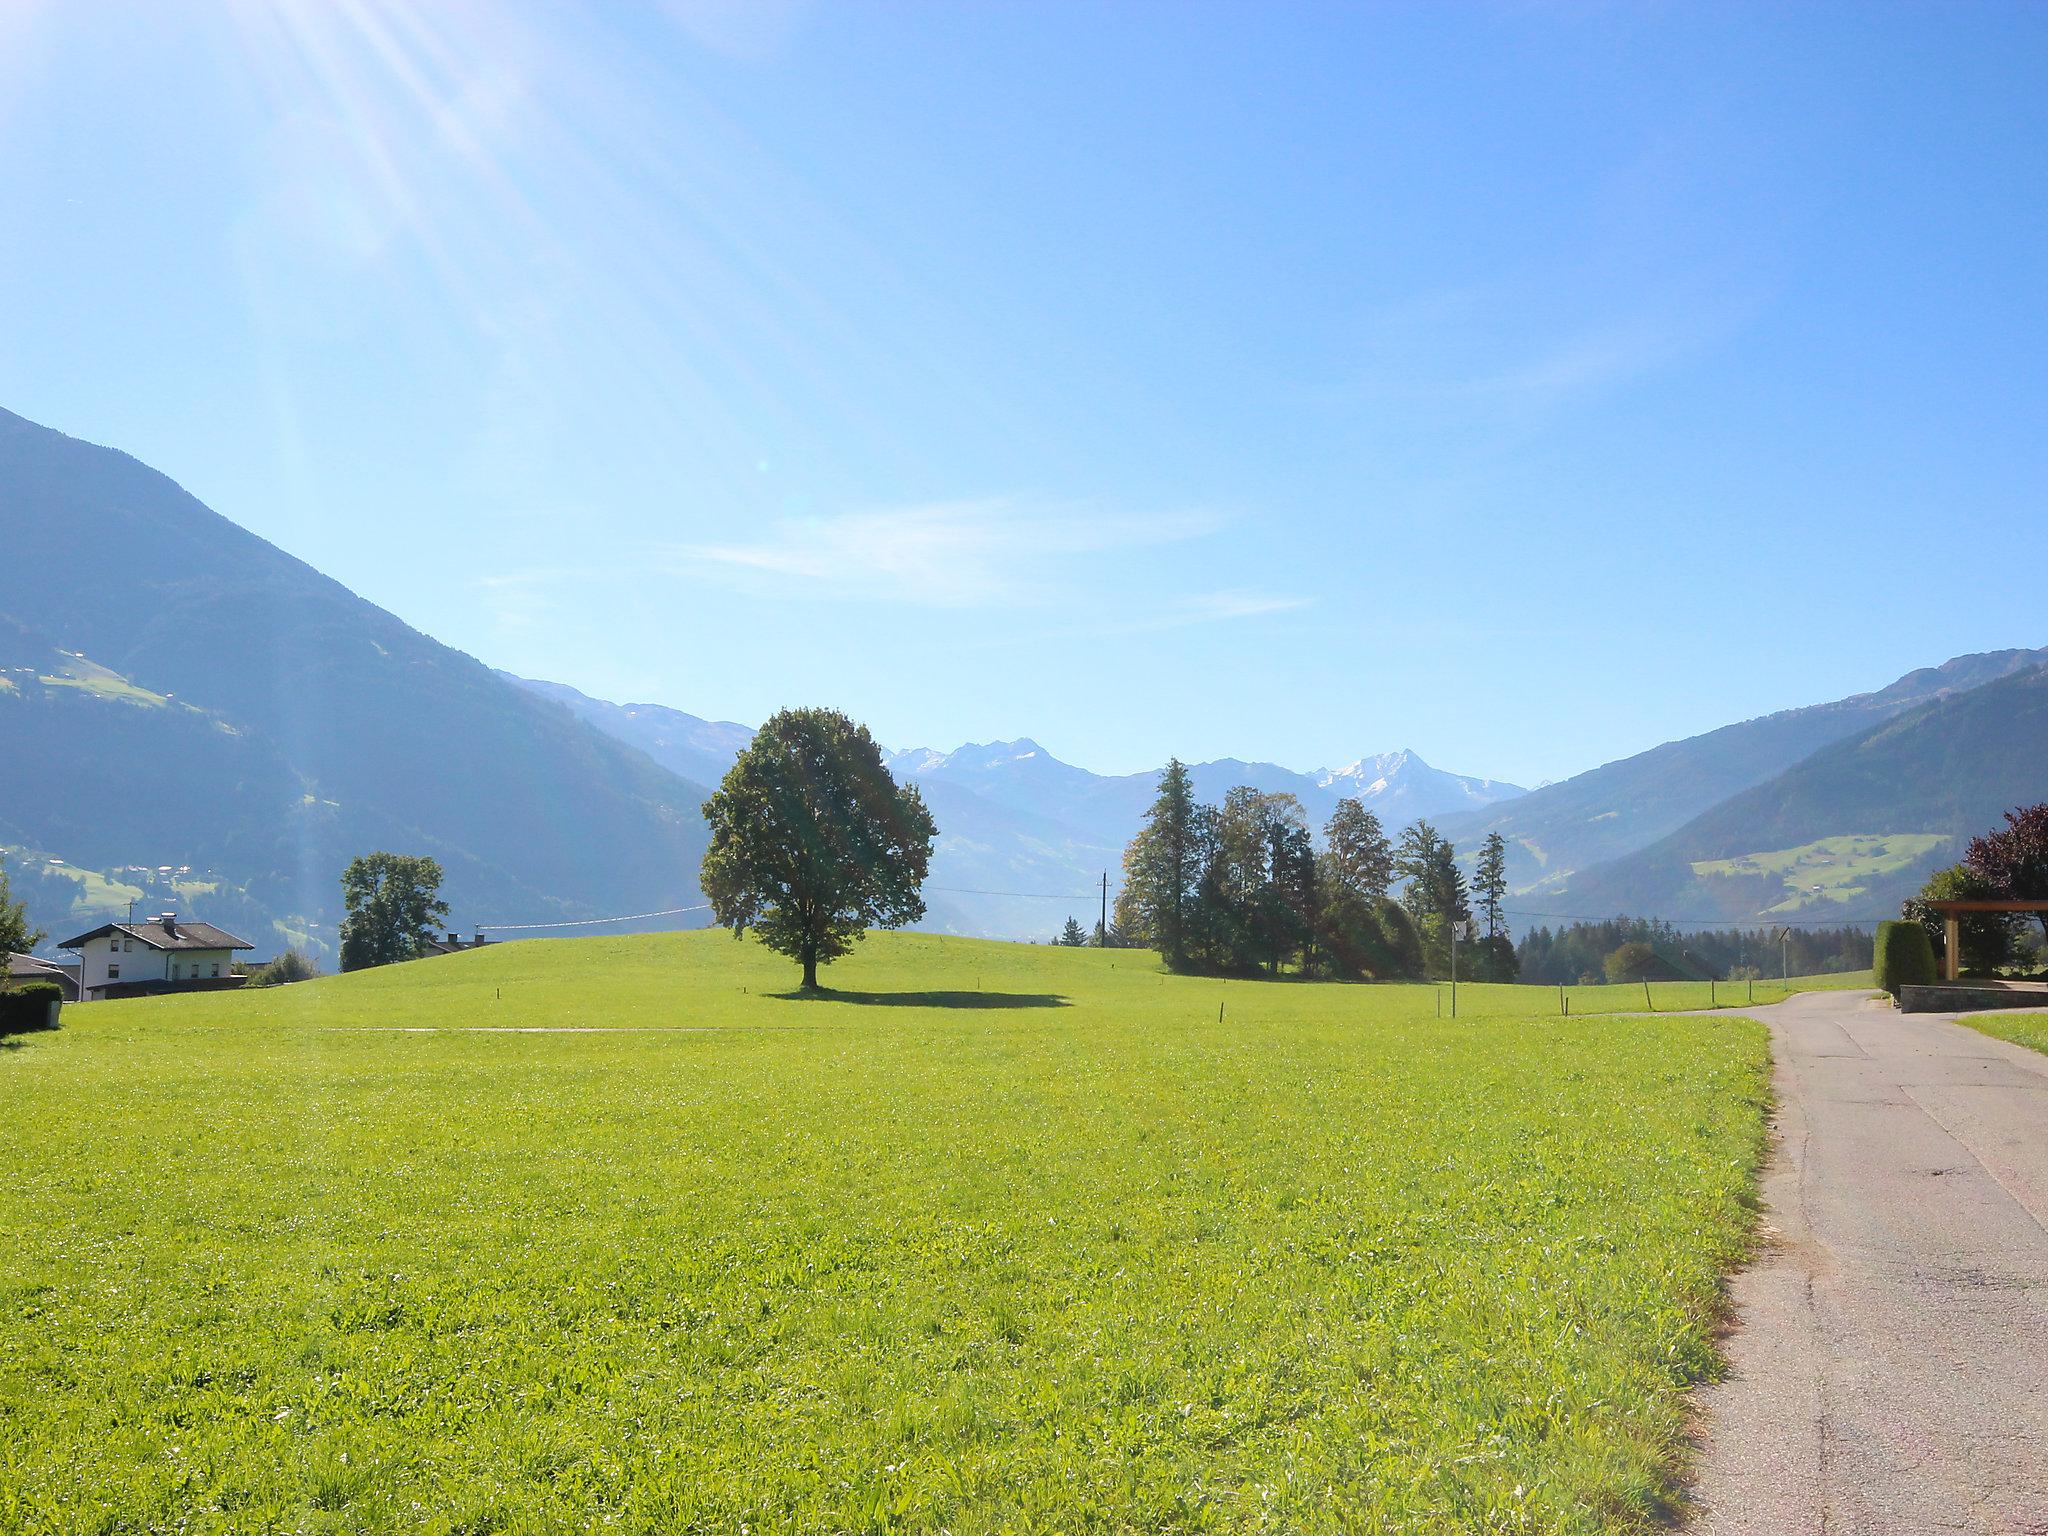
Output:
[1604, 941, 1683, 983]
[1873, 920, 1936, 996]
[245, 949, 323, 988]
[0, 980, 63, 1035]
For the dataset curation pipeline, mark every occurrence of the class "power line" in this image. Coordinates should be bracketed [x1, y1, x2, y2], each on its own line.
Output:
[928, 884, 1102, 900]
[478, 903, 712, 931]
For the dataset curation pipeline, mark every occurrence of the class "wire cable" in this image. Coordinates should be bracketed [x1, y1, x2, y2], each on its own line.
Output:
[478, 904, 712, 931]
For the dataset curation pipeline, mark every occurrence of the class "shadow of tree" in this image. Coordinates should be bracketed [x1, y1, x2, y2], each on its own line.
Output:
[768, 989, 1070, 1009]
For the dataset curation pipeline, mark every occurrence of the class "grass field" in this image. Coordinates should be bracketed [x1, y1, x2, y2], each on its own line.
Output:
[1959, 1012, 2048, 1058]
[1, 932, 1775, 1534]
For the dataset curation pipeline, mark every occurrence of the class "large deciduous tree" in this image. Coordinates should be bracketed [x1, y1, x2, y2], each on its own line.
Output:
[1964, 804, 2048, 943]
[700, 707, 936, 990]
[1395, 820, 1470, 978]
[338, 852, 450, 972]
[1316, 801, 1414, 981]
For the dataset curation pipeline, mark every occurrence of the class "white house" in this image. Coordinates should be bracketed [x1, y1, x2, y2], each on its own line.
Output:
[58, 913, 254, 1001]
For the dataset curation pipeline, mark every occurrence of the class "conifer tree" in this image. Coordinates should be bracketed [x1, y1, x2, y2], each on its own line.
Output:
[1120, 759, 1200, 968]
[1473, 831, 1518, 981]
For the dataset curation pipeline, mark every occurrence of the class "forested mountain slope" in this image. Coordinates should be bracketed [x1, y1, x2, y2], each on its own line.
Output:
[1439, 646, 2048, 894]
[0, 407, 710, 957]
[1554, 664, 2048, 924]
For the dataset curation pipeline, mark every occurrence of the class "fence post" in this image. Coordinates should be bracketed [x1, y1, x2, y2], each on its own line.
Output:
[1643, 979, 1653, 1012]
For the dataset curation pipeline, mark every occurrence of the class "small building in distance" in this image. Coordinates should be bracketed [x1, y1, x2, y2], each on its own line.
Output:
[58, 913, 255, 1001]
[421, 930, 490, 957]
[5, 952, 81, 1002]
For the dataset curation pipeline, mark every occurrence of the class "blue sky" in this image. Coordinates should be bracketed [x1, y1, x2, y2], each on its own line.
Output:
[3, 2, 2045, 785]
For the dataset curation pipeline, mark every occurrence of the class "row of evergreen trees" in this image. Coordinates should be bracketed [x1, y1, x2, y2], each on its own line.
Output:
[1109, 761, 1520, 981]
[1514, 917, 1874, 985]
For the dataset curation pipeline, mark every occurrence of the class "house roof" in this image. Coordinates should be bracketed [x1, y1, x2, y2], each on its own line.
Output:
[57, 919, 255, 953]
[7, 953, 75, 980]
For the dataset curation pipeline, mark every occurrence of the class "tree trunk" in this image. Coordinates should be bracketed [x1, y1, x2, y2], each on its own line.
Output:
[801, 945, 818, 991]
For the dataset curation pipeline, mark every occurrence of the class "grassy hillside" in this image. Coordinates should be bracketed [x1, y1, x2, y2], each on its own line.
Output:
[0, 407, 711, 955]
[0, 933, 1773, 1532]
[1559, 664, 2048, 924]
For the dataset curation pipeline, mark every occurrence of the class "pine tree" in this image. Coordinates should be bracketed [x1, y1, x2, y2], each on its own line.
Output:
[1057, 916, 1089, 947]
[1120, 759, 1200, 969]
[1472, 832, 1517, 981]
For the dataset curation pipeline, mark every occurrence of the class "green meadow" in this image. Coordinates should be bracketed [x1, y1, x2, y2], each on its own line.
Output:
[1961, 1012, 2048, 1058]
[0, 933, 1778, 1534]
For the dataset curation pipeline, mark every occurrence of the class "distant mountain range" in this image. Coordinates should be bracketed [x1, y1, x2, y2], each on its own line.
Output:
[1550, 662, 2048, 925]
[4, 403, 2042, 955]
[1436, 646, 2048, 901]
[501, 675, 1527, 939]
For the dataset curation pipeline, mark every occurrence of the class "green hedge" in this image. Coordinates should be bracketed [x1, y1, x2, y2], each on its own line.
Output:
[1873, 920, 1936, 996]
[0, 980, 63, 1035]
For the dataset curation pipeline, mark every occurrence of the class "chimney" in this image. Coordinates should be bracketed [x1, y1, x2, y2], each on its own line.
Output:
[447, 932, 460, 946]
[474, 931, 486, 946]
[160, 912, 178, 938]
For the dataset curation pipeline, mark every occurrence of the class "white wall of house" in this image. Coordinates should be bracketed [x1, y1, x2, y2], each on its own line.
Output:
[76, 934, 235, 996]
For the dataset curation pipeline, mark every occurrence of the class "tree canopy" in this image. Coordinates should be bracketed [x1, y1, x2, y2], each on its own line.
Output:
[700, 707, 936, 989]
[1395, 821, 1470, 978]
[1964, 803, 2048, 941]
[338, 852, 450, 972]
[0, 854, 46, 961]
[1116, 770, 1423, 981]
[0, 856, 45, 962]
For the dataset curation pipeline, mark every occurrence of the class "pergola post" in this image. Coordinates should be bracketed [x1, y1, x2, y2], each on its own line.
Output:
[1944, 917, 1960, 982]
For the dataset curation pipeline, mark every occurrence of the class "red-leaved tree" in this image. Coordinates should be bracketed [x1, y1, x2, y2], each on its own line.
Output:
[1964, 804, 2048, 942]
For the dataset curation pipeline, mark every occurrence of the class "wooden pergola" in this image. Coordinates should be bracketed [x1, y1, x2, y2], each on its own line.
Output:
[1923, 899, 2048, 982]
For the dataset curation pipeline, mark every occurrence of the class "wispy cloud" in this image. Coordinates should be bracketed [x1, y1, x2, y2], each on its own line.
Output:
[1178, 591, 1314, 623]
[1460, 311, 1736, 407]
[1339, 276, 1768, 419]
[665, 498, 1225, 607]
[475, 500, 1313, 639]
[470, 570, 556, 630]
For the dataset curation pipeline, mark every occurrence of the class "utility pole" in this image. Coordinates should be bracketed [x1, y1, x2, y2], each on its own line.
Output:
[1100, 871, 1109, 947]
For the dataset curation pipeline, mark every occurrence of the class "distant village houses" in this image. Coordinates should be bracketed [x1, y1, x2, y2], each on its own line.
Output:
[59, 912, 254, 1001]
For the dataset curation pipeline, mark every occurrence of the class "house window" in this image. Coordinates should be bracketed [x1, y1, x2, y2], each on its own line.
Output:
[107, 965, 120, 980]
[123, 939, 134, 952]
[210, 963, 220, 978]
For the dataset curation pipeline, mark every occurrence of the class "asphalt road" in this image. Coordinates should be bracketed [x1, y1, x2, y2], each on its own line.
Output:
[1685, 990, 2048, 1534]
